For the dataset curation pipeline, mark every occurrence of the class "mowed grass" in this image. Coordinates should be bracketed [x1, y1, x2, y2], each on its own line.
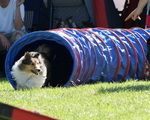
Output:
[0, 78, 150, 120]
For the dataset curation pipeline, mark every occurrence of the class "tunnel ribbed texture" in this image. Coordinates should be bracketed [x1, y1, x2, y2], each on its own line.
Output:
[5, 28, 150, 89]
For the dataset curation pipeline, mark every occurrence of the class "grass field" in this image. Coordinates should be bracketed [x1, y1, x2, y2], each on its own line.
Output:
[0, 77, 150, 120]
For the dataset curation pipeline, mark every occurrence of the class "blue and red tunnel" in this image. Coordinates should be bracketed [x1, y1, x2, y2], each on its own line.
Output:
[5, 28, 150, 89]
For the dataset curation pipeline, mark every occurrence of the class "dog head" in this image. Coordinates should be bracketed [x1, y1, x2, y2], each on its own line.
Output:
[19, 52, 44, 75]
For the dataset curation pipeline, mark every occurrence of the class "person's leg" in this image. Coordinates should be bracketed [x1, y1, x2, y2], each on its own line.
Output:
[146, 38, 150, 80]
[0, 52, 7, 77]
[0, 33, 12, 51]
[0, 30, 25, 51]
[0, 31, 26, 77]
[0, 34, 11, 77]
[147, 38, 150, 62]
[10, 30, 26, 44]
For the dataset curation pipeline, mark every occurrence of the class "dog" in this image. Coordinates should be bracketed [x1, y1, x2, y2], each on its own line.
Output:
[55, 16, 77, 28]
[11, 44, 51, 89]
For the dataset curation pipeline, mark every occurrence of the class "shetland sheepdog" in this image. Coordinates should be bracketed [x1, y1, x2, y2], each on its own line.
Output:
[11, 44, 51, 89]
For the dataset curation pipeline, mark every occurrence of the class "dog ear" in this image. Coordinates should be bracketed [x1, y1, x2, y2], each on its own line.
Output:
[34, 53, 40, 58]
[24, 52, 31, 58]
[22, 52, 31, 64]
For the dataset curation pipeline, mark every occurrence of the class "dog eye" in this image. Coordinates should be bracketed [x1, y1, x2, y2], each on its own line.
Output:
[31, 63, 34, 66]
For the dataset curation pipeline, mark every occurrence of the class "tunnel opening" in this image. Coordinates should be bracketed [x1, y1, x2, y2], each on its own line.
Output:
[14, 40, 74, 87]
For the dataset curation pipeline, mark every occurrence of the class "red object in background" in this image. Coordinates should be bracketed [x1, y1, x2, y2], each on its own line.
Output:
[0, 102, 59, 120]
[146, 15, 150, 28]
[92, 0, 108, 27]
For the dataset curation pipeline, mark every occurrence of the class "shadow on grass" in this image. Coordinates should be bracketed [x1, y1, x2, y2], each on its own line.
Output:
[98, 85, 150, 93]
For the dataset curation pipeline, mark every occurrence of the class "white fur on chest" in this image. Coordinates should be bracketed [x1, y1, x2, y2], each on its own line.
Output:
[11, 58, 47, 89]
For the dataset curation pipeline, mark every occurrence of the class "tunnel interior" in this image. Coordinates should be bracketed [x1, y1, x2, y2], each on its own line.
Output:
[14, 40, 73, 87]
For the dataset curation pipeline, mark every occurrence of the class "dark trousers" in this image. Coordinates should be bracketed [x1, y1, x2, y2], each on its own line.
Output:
[0, 52, 6, 75]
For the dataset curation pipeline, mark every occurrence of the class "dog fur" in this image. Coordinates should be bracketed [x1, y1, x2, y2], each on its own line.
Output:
[11, 44, 51, 89]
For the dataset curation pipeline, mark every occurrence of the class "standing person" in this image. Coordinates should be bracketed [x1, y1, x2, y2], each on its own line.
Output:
[125, 0, 148, 21]
[0, 0, 26, 76]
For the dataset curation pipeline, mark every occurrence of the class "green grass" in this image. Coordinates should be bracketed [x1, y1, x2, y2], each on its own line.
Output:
[0, 78, 150, 120]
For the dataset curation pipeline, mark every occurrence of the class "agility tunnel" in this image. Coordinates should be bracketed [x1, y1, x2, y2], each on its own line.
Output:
[5, 28, 150, 89]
